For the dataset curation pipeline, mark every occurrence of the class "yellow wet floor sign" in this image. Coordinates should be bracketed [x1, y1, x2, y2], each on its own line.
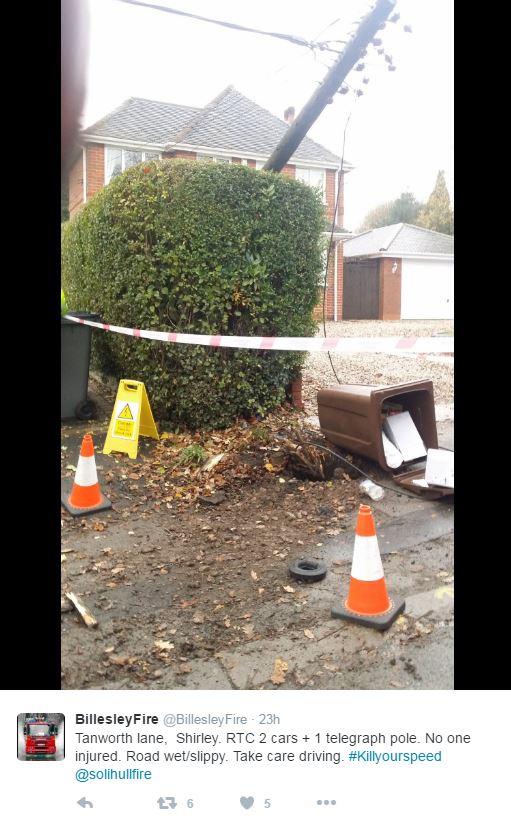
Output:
[103, 380, 159, 459]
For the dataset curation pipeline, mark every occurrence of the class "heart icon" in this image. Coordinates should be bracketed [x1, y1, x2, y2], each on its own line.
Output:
[240, 796, 254, 810]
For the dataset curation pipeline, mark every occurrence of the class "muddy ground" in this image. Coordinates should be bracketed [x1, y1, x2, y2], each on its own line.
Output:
[61, 375, 454, 691]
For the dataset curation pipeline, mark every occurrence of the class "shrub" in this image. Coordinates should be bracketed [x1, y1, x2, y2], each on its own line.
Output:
[61, 159, 324, 429]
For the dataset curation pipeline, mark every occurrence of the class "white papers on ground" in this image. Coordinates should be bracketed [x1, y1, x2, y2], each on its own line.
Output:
[425, 448, 454, 489]
[383, 412, 427, 462]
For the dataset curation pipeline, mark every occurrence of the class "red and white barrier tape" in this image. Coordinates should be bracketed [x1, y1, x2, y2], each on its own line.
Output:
[64, 316, 454, 354]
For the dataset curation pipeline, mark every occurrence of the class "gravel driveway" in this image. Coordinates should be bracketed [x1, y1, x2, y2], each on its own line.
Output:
[303, 320, 454, 415]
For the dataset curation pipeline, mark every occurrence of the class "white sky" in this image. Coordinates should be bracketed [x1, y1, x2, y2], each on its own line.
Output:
[82, 0, 453, 230]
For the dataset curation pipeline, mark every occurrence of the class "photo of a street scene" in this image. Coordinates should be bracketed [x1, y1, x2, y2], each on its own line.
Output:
[61, 0, 453, 692]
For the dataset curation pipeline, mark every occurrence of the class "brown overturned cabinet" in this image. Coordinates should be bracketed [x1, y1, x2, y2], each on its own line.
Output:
[317, 381, 438, 474]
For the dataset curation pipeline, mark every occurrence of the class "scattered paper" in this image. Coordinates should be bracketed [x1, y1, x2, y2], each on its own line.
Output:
[202, 452, 225, 472]
[382, 431, 404, 468]
[383, 412, 426, 462]
[425, 448, 454, 488]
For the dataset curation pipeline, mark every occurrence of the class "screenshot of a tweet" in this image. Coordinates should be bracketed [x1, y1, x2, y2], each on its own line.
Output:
[7, 0, 504, 826]
[5, 692, 508, 826]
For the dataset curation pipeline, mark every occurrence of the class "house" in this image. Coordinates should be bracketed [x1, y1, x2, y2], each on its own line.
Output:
[342, 223, 454, 320]
[68, 85, 352, 320]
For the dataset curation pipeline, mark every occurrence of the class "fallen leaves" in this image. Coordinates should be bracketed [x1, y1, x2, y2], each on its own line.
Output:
[95, 409, 314, 510]
[108, 654, 135, 667]
[153, 640, 175, 652]
[271, 657, 288, 685]
[175, 663, 192, 675]
[303, 629, 315, 640]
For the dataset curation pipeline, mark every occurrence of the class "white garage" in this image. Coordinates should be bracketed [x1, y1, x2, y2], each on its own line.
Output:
[343, 224, 454, 320]
[401, 258, 454, 319]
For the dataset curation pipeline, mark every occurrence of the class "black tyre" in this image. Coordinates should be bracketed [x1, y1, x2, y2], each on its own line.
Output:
[288, 559, 327, 583]
[75, 399, 97, 420]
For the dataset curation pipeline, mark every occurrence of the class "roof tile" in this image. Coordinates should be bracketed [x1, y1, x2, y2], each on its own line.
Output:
[344, 223, 454, 257]
[83, 86, 344, 166]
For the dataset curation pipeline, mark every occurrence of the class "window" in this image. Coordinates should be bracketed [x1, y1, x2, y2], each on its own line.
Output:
[295, 167, 326, 202]
[196, 154, 230, 163]
[106, 147, 122, 183]
[124, 149, 142, 168]
[28, 724, 50, 736]
[105, 147, 161, 184]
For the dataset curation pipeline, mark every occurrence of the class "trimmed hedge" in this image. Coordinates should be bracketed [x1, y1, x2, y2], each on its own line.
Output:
[61, 159, 324, 430]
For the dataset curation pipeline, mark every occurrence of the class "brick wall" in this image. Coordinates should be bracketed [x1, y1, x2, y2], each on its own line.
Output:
[325, 169, 336, 222]
[68, 144, 105, 217]
[313, 240, 343, 322]
[324, 169, 344, 226]
[85, 144, 105, 201]
[379, 258, 401, 320]
[337, 171, 344, 228]
[69, 152, 84, 218]
[336, 241, 344, 319]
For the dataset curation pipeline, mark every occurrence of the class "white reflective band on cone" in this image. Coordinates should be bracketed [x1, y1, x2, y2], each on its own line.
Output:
[351, 535, 385, 582]
[74, 455, 99, 487]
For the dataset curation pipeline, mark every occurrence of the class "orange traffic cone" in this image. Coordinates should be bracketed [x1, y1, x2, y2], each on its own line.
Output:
[331, 504, 405, 630]
[61, 434, 112, 516]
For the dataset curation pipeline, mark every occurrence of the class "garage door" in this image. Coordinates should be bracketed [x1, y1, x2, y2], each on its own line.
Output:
[342, 259, 380, 319]
[400, 258, 454, 319]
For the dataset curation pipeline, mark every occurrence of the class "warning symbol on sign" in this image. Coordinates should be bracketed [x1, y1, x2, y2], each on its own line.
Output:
[118, 404, 133, 420]
[103, 380, 159, 459]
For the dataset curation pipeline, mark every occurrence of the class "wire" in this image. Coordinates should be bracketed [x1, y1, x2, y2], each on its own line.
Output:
[304, 442, 426, 499]
[262, 17, 348, 84]
[117, 0, 321, 50]
[321, 95, 358, 385]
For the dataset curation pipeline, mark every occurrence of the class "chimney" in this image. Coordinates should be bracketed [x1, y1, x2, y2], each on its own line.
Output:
[284, 106, 295, 125]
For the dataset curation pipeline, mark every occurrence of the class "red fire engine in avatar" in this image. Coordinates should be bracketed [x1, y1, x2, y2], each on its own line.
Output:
[23, 715, 58, 755]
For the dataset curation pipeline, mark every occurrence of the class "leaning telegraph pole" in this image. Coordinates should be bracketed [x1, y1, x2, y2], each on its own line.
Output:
[263, 0, 396, 172]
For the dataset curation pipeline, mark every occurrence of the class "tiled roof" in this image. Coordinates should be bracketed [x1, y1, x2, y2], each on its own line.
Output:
[83, 98, 200, 144]
[166, 86, 343, 165]
[83, 86, 344, 166]
[344, 223, 454, 258]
